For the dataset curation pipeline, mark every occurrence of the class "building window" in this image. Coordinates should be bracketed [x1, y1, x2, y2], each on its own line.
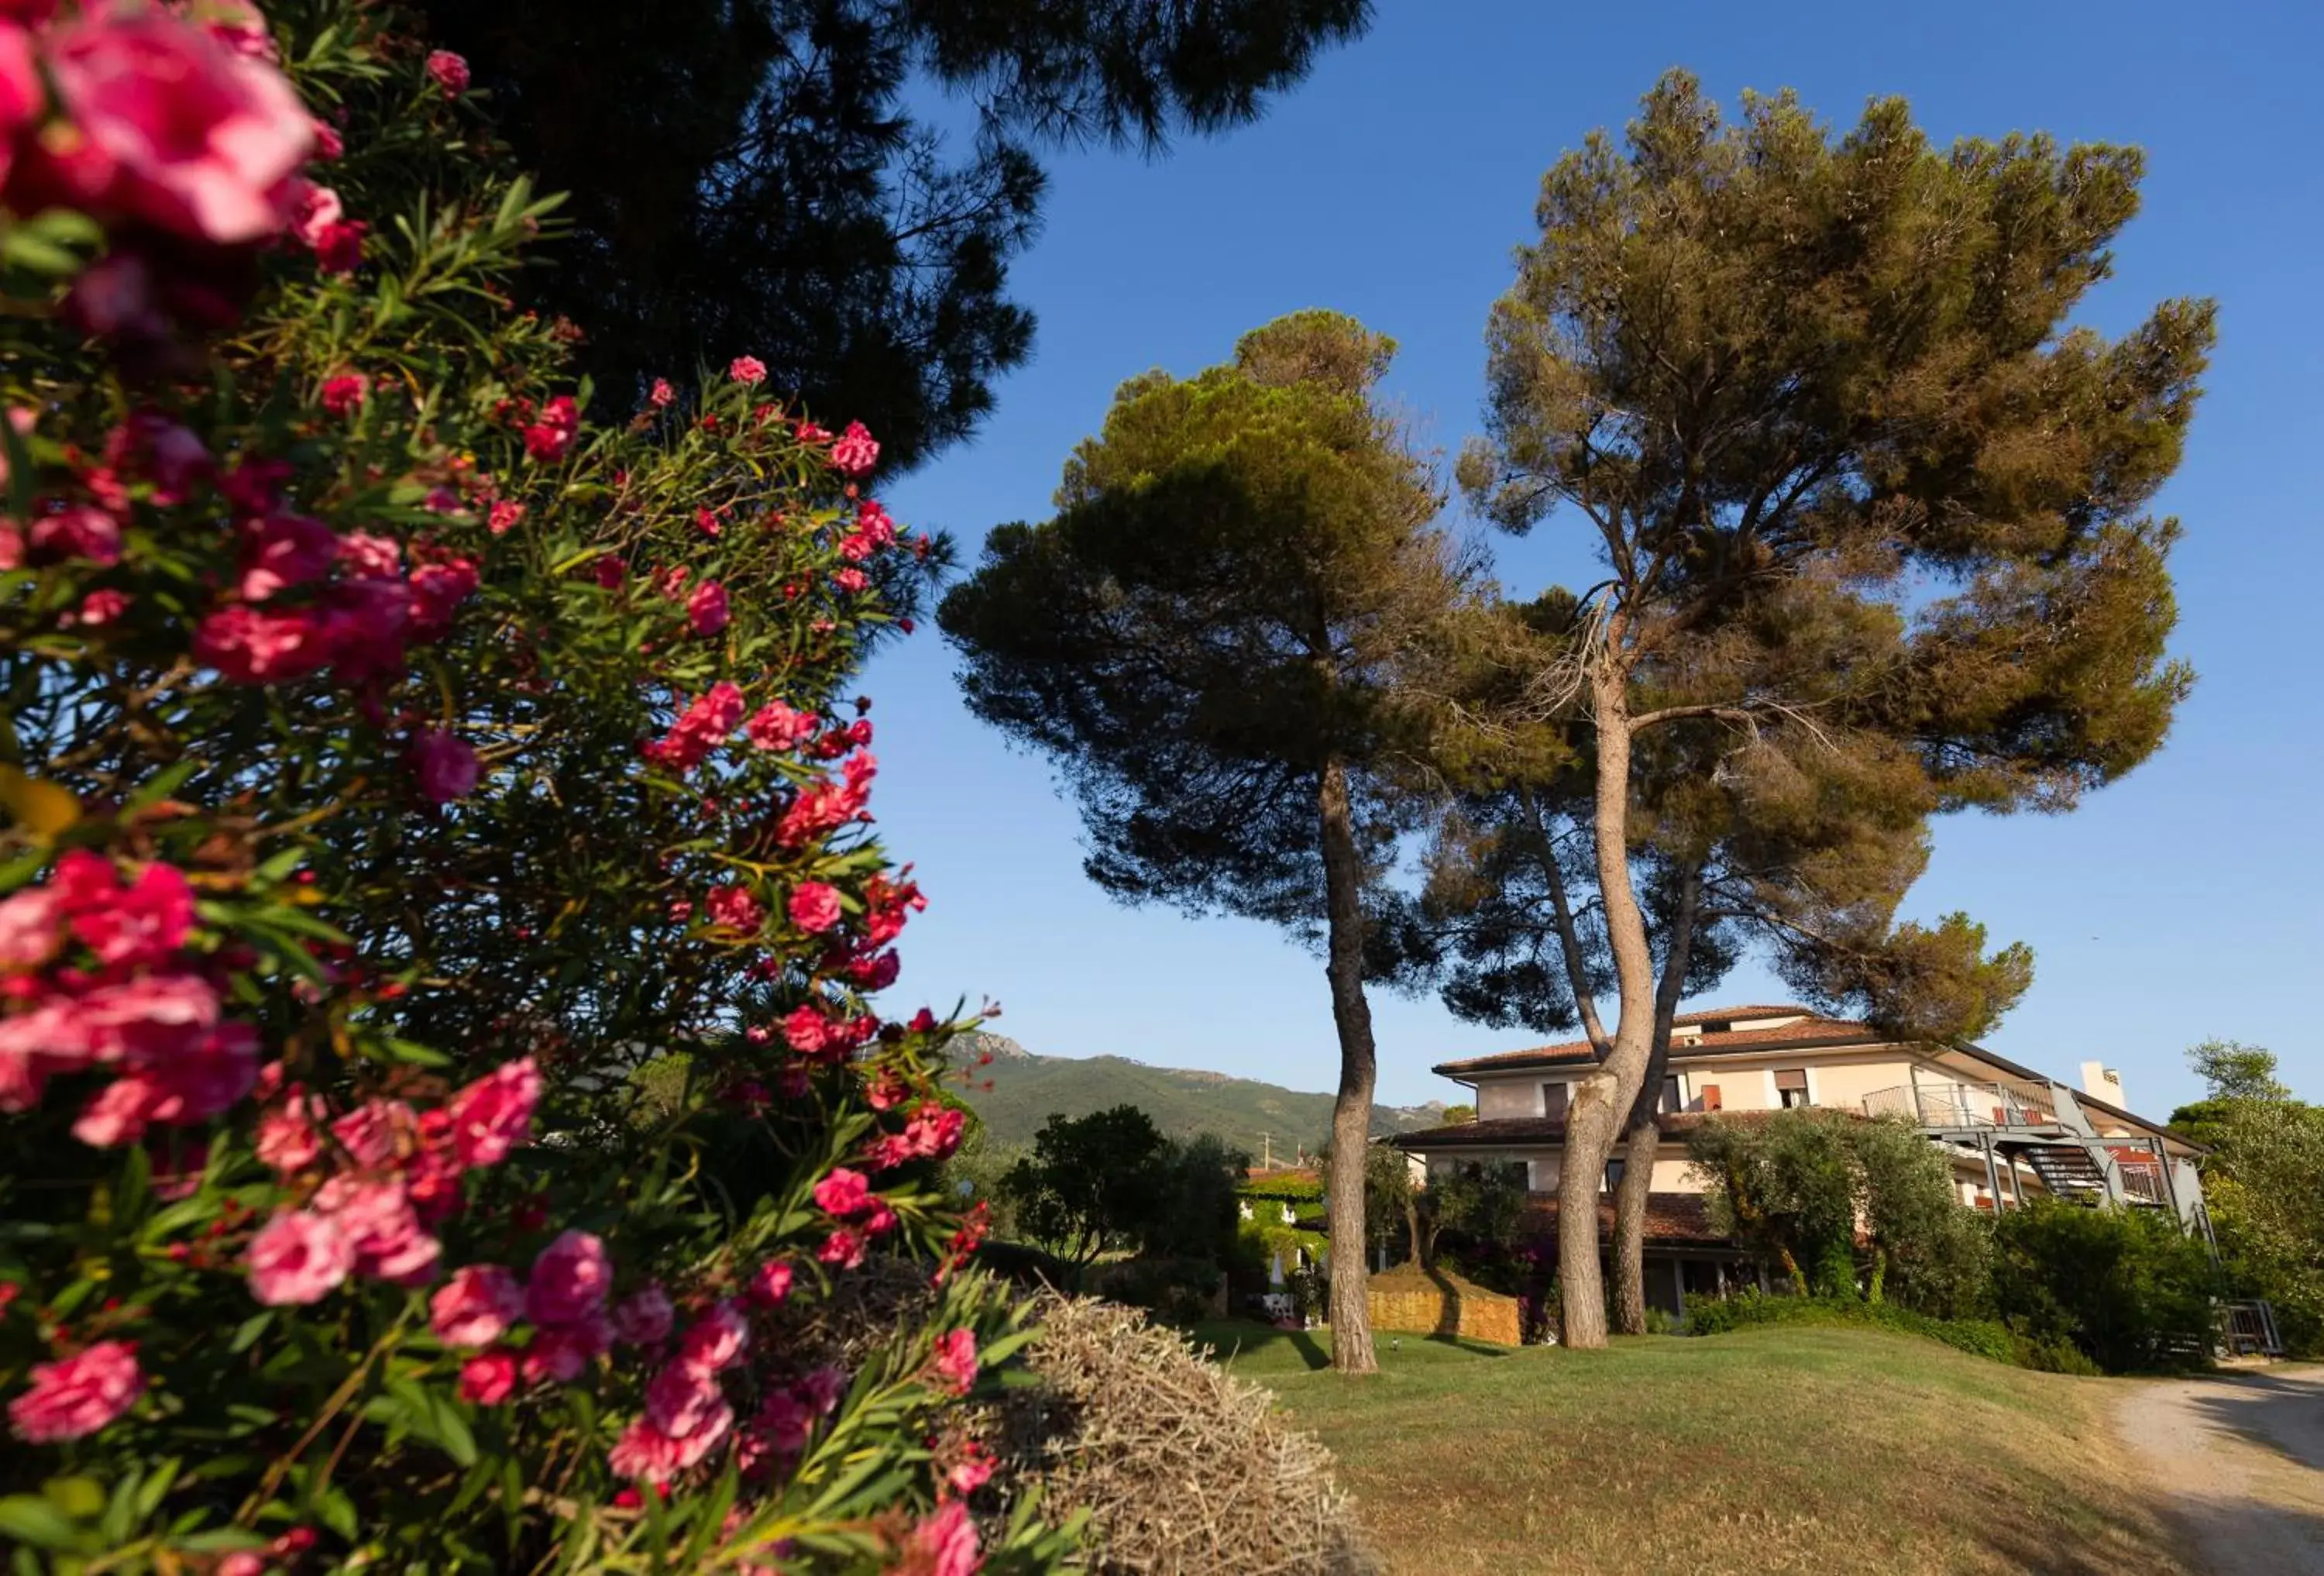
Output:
[1542, 1082, 1569, 1120]
[1775, 1068, 1810, 1109]
[1659, 1075, 1683, 1114]
[1604, 1158, 1627, 1193]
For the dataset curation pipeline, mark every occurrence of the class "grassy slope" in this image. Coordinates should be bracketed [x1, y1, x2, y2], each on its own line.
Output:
[1186, 1322, 2195, 1576]
[953, 1032, 1439, 1154]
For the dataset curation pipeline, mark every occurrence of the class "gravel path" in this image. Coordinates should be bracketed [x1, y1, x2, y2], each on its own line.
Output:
[2118, 1365, 2324, 1576]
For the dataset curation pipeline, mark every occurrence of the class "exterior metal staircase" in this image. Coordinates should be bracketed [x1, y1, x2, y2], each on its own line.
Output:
[2018, 1143, 2109, 1203]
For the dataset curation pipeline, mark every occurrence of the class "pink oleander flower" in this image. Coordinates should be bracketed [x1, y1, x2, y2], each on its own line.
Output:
[459, 1351, 517, 1405]
[445, 1055, 541, 1168]
[313, 1173, 440, 1286]
[71, 587, 131, 625]
[69, 1020, 258, 1145]
[832, 567, 869, 595]
[527, 1230, 611, 1327]
[521, 1316, 612, 1385]
[30, 6, 313, 245]
[728, 356, 767, 386]
[246, 1209, 354, 1306]
[829, 421, 878, 475]
[745, 699, 817, 752]
[523, 394, 580, 463]
[335, 529, 400, 580]
[235, 510, 335, 600]
[253, 1094, 322, 1173]
[930, 1329, 977, 1395]
[431, 1264, 524, 1349]
[193, 604, 329, 683]
[69, 860, 193, 968]
[787, 881, 842, 934]
[611, 1285, 675, 1347]
[488, 499, 524, 535]
[687, 579, 730, 636]
[813, 1166, 872, 1217]
[648, 378, 675, 408]
[675, 1302, 749, 1377]
[6, 1340, 141, 1443]
[425, 49, 469, 96]
[894, 1499, 980, 1576]
[321, 372, 366, 415]
[411, 729, 479, 803]
[818, 1227, 866, 1270]
[747, 1261, 793, 1308]
[705, 883, 765, 934]
[645, 1362, 727, 1437]
[0, 886, 64, 970]
[610, 1403, 731, 1483]
[29, 505, 122, 567]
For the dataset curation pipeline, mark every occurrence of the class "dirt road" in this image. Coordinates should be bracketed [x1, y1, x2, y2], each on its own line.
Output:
[2118, 1365, 2324, 1576]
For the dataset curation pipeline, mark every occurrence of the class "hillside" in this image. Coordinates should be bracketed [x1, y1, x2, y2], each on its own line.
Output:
[950, 1031, 1442, 1158]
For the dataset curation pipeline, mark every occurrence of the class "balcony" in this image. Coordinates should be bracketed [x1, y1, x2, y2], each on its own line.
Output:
[1861, 1078, 2080, 1133]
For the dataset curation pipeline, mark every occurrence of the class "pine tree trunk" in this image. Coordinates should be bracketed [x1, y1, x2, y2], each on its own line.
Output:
[1557, 664, 1657, 1350]
[1318, 757, 1380, 1374]
[1611, 1113, 1661, 1334]
[1613, 862, 1704, 1335]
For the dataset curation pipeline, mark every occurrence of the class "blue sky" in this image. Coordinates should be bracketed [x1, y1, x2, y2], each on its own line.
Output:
[861, 0, 2323, 1123]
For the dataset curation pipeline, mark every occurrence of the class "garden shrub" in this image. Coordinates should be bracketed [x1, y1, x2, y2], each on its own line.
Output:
[1089, 1256, 1223, 1325]
[995, 1294, 1380, 1576]
[0, 2, 1073, 1568]
[1991, 1200, 2219, 1372]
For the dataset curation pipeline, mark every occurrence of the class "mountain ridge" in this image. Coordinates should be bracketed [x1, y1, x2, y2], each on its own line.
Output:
[947, 1031, 1444, 1159]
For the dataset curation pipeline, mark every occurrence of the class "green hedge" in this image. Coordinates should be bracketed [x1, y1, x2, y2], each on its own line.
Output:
[1687, 1290, 2017, 1364]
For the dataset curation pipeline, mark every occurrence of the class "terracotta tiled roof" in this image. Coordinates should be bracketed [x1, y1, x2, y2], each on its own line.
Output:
[1520, 1191, 1733, 1246]
[1432, 1005, 1880, 1076]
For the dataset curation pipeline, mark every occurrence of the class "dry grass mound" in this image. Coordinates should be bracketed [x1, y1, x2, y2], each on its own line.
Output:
[1002, 1294, 1380, 1576]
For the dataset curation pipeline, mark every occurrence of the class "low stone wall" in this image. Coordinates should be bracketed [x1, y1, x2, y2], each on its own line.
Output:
[1366, 1266, 1521, 1347]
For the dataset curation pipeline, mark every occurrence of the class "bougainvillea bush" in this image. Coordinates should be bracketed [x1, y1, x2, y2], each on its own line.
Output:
[0, 2, 1073, 1569]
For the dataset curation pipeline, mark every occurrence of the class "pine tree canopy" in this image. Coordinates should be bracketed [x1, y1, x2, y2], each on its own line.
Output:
[1442, 71, 2214, 1046]
[414, 0, 1373, 471]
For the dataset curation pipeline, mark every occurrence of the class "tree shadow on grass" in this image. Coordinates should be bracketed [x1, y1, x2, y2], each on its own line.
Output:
[1194, 1319, 1511, 1371]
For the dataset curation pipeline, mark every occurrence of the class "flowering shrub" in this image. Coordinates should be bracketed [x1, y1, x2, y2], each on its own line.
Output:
[0, 2, 1071, 1570]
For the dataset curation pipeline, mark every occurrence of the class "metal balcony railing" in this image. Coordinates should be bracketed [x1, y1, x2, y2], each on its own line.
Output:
[1861, 1079, 2073, 1130]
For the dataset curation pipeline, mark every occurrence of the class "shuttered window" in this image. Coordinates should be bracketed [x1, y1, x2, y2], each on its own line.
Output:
[1776, 1068, 1810, 1109]
[1542, 1082, 1569, 1120]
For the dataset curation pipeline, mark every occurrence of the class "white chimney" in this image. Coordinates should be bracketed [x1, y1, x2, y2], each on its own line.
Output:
[2080, 1061, 2125, 1107]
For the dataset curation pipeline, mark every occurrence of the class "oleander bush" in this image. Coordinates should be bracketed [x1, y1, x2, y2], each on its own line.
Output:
[0, 2, 1074, 1570]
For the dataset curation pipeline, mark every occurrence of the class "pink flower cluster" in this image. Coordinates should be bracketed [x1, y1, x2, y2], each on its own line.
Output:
[829, 421, 878, 476]
[0, 852, 259, 1145]
[736, 1362, 847, 1478]
[811, 1164, 899, 1269]
[524, 394, 580, 463]
[0, 3, 362, 342]
[774, 750, 877, 848]
[839, 497, 899, 563]
[6, 1339, 142, 1444]
[189, 459, 477, 688]
[745, 697, 819, 752]
[893, 1500, 981, 1576]
[428, 1231, 674, 1403]
[929, 1328, 978, 1395]
[242, 1057, 541, 1306]
[643, 681, 746, 773]
[609, 1299, 755, 1483]
[688, 578, 731, 637]
[863, 1099, 967, 1172]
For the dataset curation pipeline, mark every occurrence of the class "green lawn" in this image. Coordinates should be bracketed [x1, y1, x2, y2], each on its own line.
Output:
[1187, 1321, 2195, 1576]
